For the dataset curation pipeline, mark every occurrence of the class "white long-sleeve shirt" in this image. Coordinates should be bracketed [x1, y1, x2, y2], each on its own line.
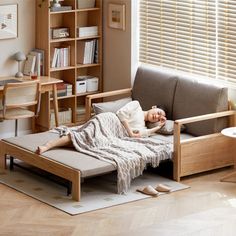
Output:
[116, 100, 148, 136]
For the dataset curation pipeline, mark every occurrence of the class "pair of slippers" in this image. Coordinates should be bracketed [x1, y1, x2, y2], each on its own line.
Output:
[137, 184, 171, 197]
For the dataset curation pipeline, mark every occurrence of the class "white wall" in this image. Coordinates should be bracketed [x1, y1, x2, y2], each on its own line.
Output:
[103, 0, 132, 91]
[0, 0, 35, 138]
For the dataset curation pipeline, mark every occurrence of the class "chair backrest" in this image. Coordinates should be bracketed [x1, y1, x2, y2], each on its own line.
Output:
[2, 80, 41, 117]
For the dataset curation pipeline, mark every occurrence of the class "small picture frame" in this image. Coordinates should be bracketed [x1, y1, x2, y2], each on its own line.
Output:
[108, 3, 125, 31]
[0, 4, 18, 40]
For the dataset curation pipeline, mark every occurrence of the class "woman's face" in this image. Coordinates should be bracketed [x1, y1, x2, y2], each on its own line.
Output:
[147, 108, 166, 123]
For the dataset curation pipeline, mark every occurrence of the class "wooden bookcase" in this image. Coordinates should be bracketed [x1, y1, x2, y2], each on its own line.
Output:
[36, 0, 103, 130]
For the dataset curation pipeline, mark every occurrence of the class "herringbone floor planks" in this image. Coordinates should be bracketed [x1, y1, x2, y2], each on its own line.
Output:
[1, 167, 236, 236]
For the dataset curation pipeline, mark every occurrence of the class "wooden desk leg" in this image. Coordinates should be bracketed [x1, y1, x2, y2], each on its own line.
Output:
[52, 84, 59, 127]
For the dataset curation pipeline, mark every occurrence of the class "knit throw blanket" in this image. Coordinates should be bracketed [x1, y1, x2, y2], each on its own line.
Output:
[57, 112, 172, 194]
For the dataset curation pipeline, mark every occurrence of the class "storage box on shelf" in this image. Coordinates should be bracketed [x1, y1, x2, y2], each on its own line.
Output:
[36, 0, 102, 129]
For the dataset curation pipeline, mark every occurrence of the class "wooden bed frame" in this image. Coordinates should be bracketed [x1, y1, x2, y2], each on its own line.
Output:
[0, 141, 81, 201]
[86, 88, 236, 182]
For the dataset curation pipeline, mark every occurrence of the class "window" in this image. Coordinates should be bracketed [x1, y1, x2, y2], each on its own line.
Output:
[139, 0, 236, 83]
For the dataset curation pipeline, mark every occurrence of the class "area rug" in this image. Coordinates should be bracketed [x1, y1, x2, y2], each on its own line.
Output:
[0, 164, 189, 215]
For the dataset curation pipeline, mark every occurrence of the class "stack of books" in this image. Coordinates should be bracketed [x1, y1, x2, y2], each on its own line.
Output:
[77, 39, 98, 64]
[51, 82, 73, 97]
[50, 108, 72, 128]
[76, 105, 86, 123]
[51, 46, 70, 68]
[23, 49, 45, 76]
[77, 26, 98, 38]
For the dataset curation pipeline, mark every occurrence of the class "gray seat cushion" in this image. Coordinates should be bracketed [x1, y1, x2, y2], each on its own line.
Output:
[172, 76, 228, 136]
[3, 132, 116, 178]
[132, 65, 178, 119]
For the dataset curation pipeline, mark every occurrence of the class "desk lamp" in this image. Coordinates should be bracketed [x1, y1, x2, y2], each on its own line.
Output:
[14, 51, 26, 78]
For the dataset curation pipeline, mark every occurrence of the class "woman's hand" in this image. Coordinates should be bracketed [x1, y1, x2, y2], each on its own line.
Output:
[131, 130, 141, 138]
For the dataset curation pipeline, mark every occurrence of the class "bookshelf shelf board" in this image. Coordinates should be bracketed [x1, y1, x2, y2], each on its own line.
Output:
[76, 36, 100, 41]
[76, 90, 100, 97]
[76, 8, 100, 12]
[50, 38, 75, 43]
[76, 63, 101, 68]
[50, 66, 75, 72]
[50, 95, 75, 101]
[50, 10, 76, 14]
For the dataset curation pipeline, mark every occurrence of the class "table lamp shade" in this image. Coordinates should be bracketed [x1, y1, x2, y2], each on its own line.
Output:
[14, 51, 26, 62]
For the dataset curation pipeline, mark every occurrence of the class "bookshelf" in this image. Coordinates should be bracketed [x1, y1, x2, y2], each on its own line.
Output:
[36, 0, 102, 130]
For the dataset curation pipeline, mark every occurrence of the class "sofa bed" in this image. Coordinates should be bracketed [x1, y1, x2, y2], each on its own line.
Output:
[1, 64, 236, 201]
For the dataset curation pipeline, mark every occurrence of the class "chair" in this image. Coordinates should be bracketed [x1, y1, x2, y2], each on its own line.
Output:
[0, 80, 41, 169]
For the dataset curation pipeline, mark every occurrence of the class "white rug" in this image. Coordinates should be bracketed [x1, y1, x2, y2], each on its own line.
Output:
[0, 164, 189, 215]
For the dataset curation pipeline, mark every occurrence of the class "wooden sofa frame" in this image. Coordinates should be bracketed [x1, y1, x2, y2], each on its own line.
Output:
[85, 88, 236, 182]
[0, 88, 235, 202]
[0, 141, 81, 201]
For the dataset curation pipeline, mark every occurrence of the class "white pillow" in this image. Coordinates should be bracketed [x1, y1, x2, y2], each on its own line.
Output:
[92, 97, 132, 114]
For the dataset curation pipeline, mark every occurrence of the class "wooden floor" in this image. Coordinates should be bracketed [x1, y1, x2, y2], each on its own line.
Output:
[1, 167, 236, 236]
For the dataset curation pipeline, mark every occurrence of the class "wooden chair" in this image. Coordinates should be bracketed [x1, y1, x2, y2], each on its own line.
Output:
[0, 80, 41, 169]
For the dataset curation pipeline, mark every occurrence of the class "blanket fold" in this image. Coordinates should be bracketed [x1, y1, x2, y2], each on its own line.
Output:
[56, 112, 172, 194]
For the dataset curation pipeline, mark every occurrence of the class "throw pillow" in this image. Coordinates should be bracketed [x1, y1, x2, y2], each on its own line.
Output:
[146, 120, 185, 135]
[93, 97, 132, 114]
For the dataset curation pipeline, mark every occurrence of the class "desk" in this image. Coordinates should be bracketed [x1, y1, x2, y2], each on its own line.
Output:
[0, 76, 62, 127]
[221, 127, 236, 182]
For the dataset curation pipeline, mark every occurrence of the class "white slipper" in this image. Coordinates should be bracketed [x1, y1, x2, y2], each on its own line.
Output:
[137, 185, 159, 197]
[155, 183, 171, 192]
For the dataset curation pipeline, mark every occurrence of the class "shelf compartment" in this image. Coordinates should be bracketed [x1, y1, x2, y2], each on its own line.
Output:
[50, 0, 76, 12]
[50, 12, 76, 38]
[50, 40, 76, 69]
[50, 68, 76, 85]
[77, 65, 101, 77]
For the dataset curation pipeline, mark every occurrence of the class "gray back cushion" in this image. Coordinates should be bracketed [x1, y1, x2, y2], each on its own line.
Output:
[132, 65, 178, 119]
[173, 76, 228, 136]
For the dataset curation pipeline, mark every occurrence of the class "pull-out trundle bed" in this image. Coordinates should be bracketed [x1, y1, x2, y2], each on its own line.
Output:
[0, 132, 116, 201]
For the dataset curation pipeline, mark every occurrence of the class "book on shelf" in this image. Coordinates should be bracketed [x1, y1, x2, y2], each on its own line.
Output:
[77, 26, 98, 38]
[31, 48, 45, 76]
[50, 6, 73, 12]
[23, 54, 36, 75]
[94, 39, 99, 63]
[51, 46, 70, 68]
[51, 82, 73, 97]
[77, 39, 97, 64]
[50, 107, 72, 128]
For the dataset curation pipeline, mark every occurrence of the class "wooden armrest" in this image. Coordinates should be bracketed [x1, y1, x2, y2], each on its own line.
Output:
[175, 110, 236, 125]
[85, 88, 132, 121]
[86, 88, 132, 100]
[173, 110, 236, 147]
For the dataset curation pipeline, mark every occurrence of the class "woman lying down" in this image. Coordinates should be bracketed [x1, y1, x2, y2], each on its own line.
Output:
[36, 100, 172, 194]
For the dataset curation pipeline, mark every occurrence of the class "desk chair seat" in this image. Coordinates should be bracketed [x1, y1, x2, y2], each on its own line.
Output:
[0, 108, 35, 120]
[0, 80, 41, 170]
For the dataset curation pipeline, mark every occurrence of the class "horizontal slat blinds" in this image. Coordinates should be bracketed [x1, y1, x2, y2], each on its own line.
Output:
[140, 0, 236, 82]
[218, 1, 236, 82]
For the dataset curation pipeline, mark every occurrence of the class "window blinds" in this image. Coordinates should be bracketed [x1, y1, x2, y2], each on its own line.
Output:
[139, 0, 236, 82]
